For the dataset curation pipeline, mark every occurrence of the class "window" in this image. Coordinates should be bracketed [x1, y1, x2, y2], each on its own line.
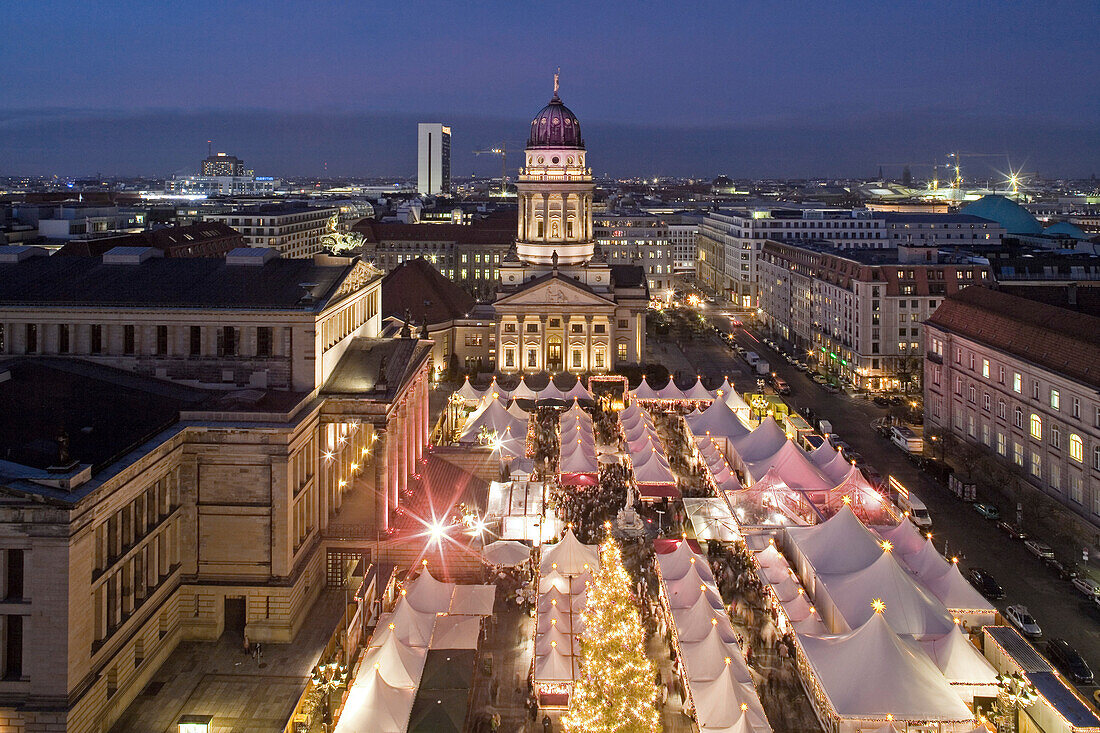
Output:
[257, 327, 273, 357]
[525, 323, 538, 333]
[1051, 463, 1061, 492]
[617, 343, 627, 361]
[504, 349, 514, 368]
[969, 353, 975, 371]
[968, 385, 976, 403]
[998, 365, 1005, 384]
[572, 349, 581, 368]
[982, 423, 990, 446]
[1070, 474, 1083, 503]
[549, 319, 560, 328]
[1032, 381, 1040, 400]
[221, 326, 237, 356]
[997, 400, 1006, 420]
[1014, 407, 1023, 428]
[91, 324, 103, 354]
[1072, 397, 1080, 419]
[189, 326, 202, 356]
[1070, 434, 1084, 462]
[570, 323, 583, 334]
[4, 550, 22, 601]
[981, 359, 990, 378]
[1030, 452, 1041, 477]
[1030, 414, 1042, 440]
[1013, 372, 1022, 393]
[3, 616, 22, 680]
[1050, 389, 1060, 410]
[1095, 446, 1100, 471]
[24, 324, 36, 354]
[123, 325, 135, 355]
[1052, 426, 1061, 450]
[155, 325, 168, 356]
[997, 432, 1006, 456]
[594, 350, 604, 368]
[1013, 442, 1023, 467]
[504, 323, 516, 334]
[527, 349, 537, 368]
[983, 393, 991, 412]
[594, 324, 606, 334]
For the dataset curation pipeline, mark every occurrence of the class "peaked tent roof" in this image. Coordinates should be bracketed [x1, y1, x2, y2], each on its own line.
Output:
[903, 538, 952, 580]
[454, 376, 483, 402]
[335, 665, 418, 733]
[797, 612, 974, 720]
[509, 376, 539, 400]
[657, 539, 713, 582]
[690, 662, 756, 731]
[687, 399, 752, 439]
[403, 568, 456, 615]
[820, 451, 855, 486]
[874, 519, 927, 557]
[458, 397, 526, 442]
[731, 418, 788, 463]
[372, 597, 437, 648]
[363, 633, 429, 689]
[562, 380, 592, 401]
[808, 440, 837, 468]
[919, 563, 995, 613]
[540, 529, 599, 575]
[685, 376, 717, 401]
[681, 623, 754, 683]
[818, 551, 956, 637]
[744, 439, 830, 488]
[916, 623, 999, 685]
[429, 615, 483, 650]
[657, 379, 687, 400]
[632, 378, 661, 400]
[786, 504, 886, 574]
[723, 386, 752, 413]
[673, 593, 738, 643]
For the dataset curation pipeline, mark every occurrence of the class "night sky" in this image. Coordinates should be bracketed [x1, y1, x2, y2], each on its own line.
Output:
[3, 1, 1098, 179]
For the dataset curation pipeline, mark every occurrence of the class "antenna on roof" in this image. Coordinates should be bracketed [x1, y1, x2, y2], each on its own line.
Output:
[553, 67, 560, 99]
[207, 139, 212, 157]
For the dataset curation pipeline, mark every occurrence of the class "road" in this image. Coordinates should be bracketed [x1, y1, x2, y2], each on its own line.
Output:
[684, 312, 1100, 701]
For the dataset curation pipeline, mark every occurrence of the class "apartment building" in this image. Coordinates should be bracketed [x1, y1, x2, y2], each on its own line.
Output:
[883, 213, 1004, 247]
[756, 240, 991, 391]
[206, 203, 338, 258]
[666, 213, 702, 273]
[924, 286, 1100, 543]
[0, 245, 432, 732]
[593, 212, 674, 292]
[696, 207, 889, 308]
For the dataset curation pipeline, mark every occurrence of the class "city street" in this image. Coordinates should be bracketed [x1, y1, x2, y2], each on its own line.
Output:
[680, 311, 1100, 704]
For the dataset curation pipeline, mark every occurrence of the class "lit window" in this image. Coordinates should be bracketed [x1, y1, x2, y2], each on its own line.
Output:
[1050, 389, 1060, 410]
[1013, 442, 1024, 467]
[1070, 434, 1084, 462]
[1030, 414, 1042, 440]
[982, 359, 990, 378]
[1013, 373, 1022, 393]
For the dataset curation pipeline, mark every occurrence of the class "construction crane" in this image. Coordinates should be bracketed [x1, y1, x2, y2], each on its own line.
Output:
[944, 151, 1009, 190]
[474, 144, 510, 192]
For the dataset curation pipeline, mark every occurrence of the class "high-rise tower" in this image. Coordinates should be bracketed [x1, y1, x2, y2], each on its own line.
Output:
[515, 74, 594, 266]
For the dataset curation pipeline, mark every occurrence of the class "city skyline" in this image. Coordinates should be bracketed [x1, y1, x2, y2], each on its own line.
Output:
[2, 1, 1099, 178]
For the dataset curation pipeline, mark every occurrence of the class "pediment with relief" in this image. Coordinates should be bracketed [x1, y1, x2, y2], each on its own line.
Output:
[496, 277, 615, 308]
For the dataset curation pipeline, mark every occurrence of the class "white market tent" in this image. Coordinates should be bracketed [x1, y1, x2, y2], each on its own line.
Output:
[429, 615, 483, 650]
[449, 585, 496, 615]
[743, 439, 831, 488]
[686, 399, 752, 439]
[674, 593, 740, 643]
[482, 540, 532, 567]
[684, 498, 742, 542]
[684, 376, 717, 401]
[510, 376, 539, 401]
[632, 378, 661, 400]
[334, 665, 419, 733]
[633, 453, 676, 485]
[362, 633, 429, 689]
[680, 624, 754, 683]
[657, 379, 687, 401]
[731, 418, 788, 464]
[873, 520, 926, 557]
[371, 597, 436, 648]
[540, 529, 599, 576]
[819, 451, 854, 486]
[659, 539, 716, 582]
[665, 565, 725, 610]
[534, 646, 575, 682]
[903, 538, 953, 580]
[808, 439, 837, 468]
[785, 505, 885, 577]
[563, 380, 593, 401]
[815, 551, 956, 637]
[796, 612, 974, 725]
[917, 564, 996, 622]
[690, 664, 757, 733]
[458, 398, 527, 443]
[723, 387, 752, 418]
[487, 376, 512, 401]
[454, 376, 483, 404]
[559, 445, 599, 475]
[506, 401, 530, 421]
[914, 623, 999, 689]
[403, 568, 456, 614]
[538, 380, 567, 401]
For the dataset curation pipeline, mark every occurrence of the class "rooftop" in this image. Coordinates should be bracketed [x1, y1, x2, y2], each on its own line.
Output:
[927, 285, 1100, 389]
[881, 213, 999, 225]
[55, 221, 242, 257]
[352, 218, 515, 246]
[381, 258, 475, 324]
[0, 253, 361, 310]
[321, 337, 432, 403]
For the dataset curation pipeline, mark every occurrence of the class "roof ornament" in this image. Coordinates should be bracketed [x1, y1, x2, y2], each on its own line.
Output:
[553, 68, 560, 99]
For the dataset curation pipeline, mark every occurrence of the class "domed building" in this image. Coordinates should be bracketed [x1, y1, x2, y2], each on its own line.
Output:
[1043, 221, 1090, 241]
[960, 194, 1042, 235]
[493, 75, 648, 375]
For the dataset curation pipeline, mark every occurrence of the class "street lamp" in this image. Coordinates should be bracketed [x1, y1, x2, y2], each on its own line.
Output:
[989, 672, 1038, 733]
[310, 661, 349, 731]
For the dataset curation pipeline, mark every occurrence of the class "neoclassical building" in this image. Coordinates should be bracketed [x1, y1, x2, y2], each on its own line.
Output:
[495, 79, 648, 375]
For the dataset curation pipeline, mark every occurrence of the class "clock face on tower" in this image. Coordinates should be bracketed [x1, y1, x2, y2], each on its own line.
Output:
[515, 80, 596, 267]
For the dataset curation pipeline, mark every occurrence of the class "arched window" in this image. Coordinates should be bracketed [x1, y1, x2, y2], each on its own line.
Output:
[1030, 414, 1042, 440]
[1070, 434, 1084, 462]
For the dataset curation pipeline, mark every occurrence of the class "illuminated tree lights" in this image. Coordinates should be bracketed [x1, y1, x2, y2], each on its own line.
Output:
[563, 538, 662, 733]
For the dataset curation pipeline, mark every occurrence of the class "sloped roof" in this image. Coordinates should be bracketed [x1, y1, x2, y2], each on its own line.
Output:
[744, 439, 830, 488]
[927, 285, 1100, 389]
[540, 529, 599, 575]
[797, 612, 974, 720]
[731, 418, 788, 463]
[786, 505, 885, 574]
[687, 399, 752, 439]
[915, 624, 998, 685]
[381, 258, 475, 324]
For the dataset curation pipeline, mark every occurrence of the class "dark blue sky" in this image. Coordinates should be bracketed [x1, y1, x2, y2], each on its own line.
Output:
[3, 1, 1098, 179]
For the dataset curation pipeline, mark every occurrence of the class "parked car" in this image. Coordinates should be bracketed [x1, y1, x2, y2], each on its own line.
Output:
[973, 502, 1000, 520]
[1072, 577, 1100, 599]
[1024, 540, 1055, 559]
[811, 373, 827, 385]
[1005, 605, 1042, 638]
[1043, 557, 1079, 580]
[872, 395, 890, 406]
[889, 395, 904, 405]
[823, 383, 841, 393]
[997, 521, 1027, 540]
[1047, 638, 1094, 684]
[795, 362, 809, 372]
[966, 568, 1005, 600]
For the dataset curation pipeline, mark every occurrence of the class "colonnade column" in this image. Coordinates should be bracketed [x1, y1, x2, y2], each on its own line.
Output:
[542, 194, 550, 242]
[374, 428, 389, 530]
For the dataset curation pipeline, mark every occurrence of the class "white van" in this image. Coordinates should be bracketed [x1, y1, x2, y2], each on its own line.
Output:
[891, 477, 932, 531]
[744, 351, 760, 367]
[890, 425, 923, 454]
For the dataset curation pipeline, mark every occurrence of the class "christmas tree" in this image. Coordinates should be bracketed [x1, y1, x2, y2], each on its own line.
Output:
[563, 536, 662, 733]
